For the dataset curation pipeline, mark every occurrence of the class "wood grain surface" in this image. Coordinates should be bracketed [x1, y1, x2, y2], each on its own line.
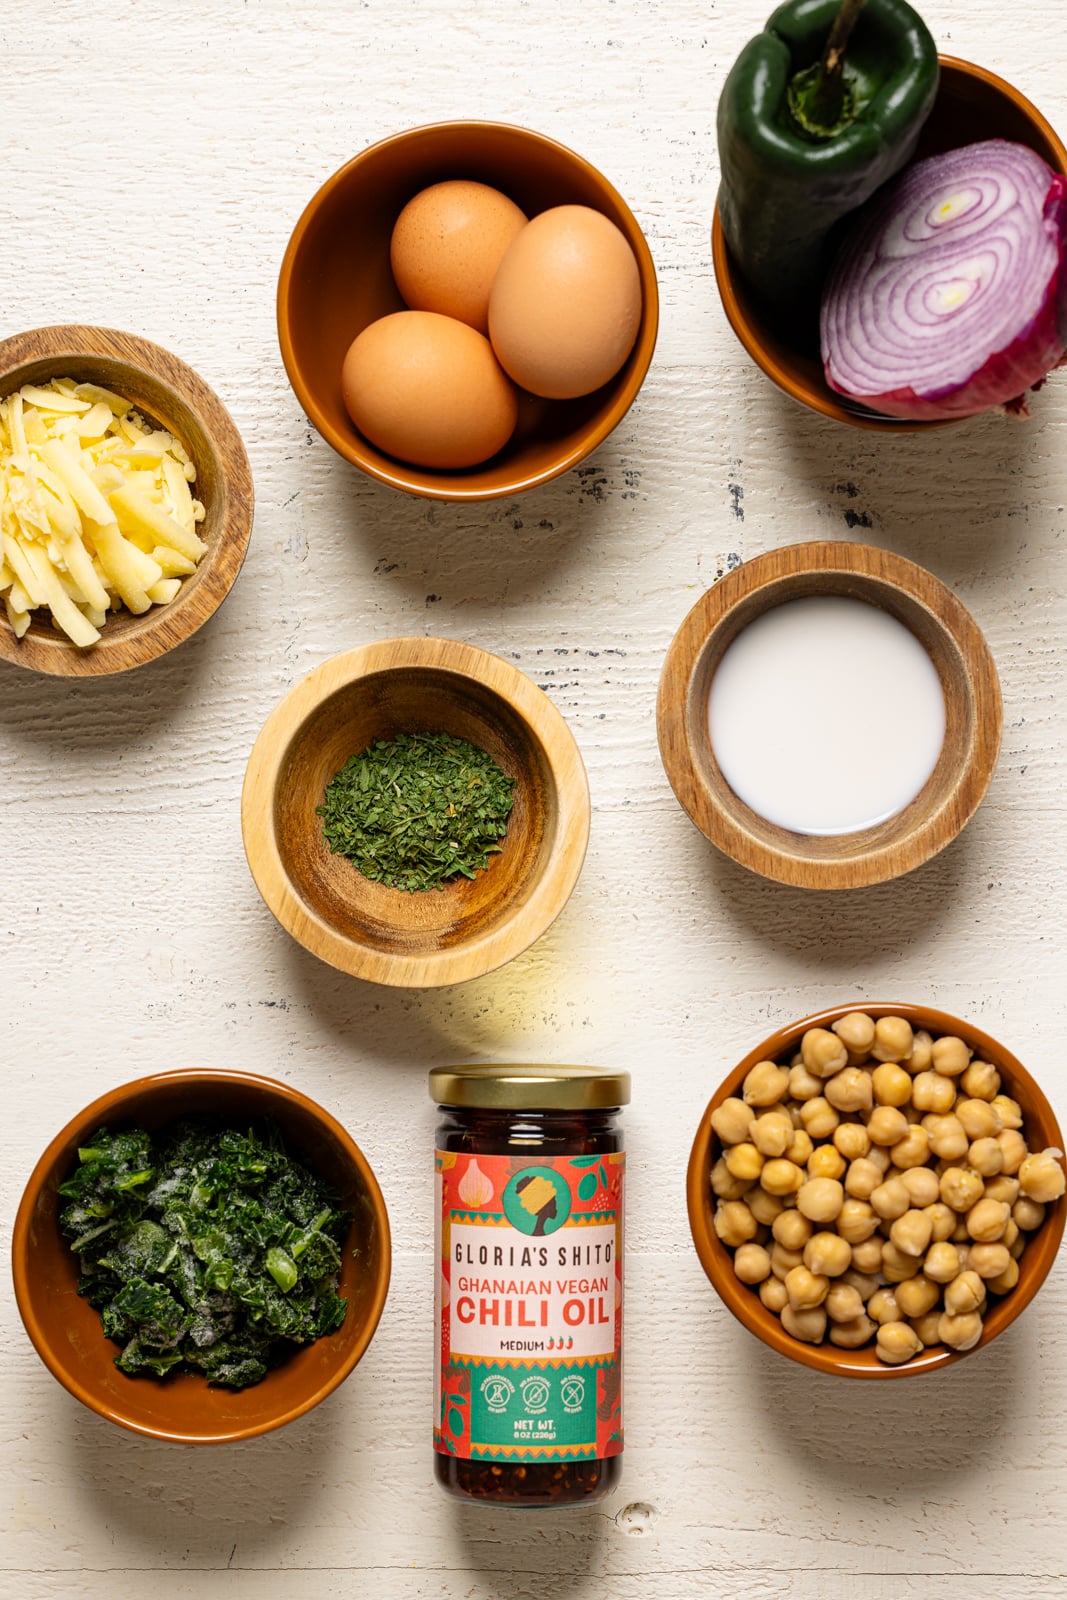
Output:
[2, 2, 1066, 1597]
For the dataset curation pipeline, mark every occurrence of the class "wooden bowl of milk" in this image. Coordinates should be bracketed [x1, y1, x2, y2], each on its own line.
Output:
[657, 542, 1002, 890]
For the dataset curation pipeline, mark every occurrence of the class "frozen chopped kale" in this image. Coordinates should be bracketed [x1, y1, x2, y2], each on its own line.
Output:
[58, 1117, 350, 1389]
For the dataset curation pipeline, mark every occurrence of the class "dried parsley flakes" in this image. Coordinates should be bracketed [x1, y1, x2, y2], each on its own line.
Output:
[318, 730, 516, 893]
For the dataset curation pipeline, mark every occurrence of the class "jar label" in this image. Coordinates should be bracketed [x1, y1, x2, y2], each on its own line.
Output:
[434, 1149, 624, 1464]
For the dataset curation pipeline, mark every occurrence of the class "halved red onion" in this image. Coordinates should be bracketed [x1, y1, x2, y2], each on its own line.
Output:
[821, 140, 1067, 420]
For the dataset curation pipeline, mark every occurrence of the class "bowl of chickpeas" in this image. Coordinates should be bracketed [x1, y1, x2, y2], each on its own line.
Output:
[686, 1004, 1065, 1377]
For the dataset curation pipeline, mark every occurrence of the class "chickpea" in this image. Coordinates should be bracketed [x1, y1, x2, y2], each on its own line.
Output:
[710, 1097, 755, 1146]
[924, 1113, 969, 1162]
[890, 1126, 931, 1171]
[925, 1202, 957, 1242]
[760, 1275, 789, 1313]
[894, 1274, 940, 1319]
[904, 1030, 934, 1074]
[714, 1200, 759, 1248]
[761, 1159, 805, 1197]
[733, 1242, 773, 1284]
[867, 1287, 900, 1325]
[743, 1060, 790, 1107]
[981, 1174, 1019, 1206]
[845, 1157, 885, 1200]
[931, 1035, 972, 1078]
[951, 1221, 971, 1245]
[1013, 1196, 1046, 1231]
[772, 1209, 813, 1250]
[867, 1144, 892, 1173]
[747, 1187, 785, 1227]
[787, 1129, 815, 1166]
[787, 1063, 823, 1102]
[804, 1232, 852, 1278]
[799, 1097, 840, 1141]
[966, 1197, 1010, 1242]
[870, 1175, 910, 1220]
[724, 1142, 765, 1183]
[956, 1099, 1002, 1141]
[997, 1129, 1028, 1176]
[1019, 1150, 1067, 1204]
[823, 1282, 865, 1323]
[836, 1198, 878, 1244]
[991, 1094, 1023, 1131]
[833, 1122, 870, 1162]
[910, 1311, 944, 1347]
[871, 1062, 912, 1108]
[749, 1111, 795, 1159]
[911, 1071, 957, 1115]
[1010, 1233, 1026, 1261]
[1002, 1218, 1020, 1251]
[825, 1068, 873, 1115]
[867, 1107, 909, 1147]
[711, 1158, 751, 1200]
[961, 1059, 1001, 1101]
[771, 1242, 805, 1281]
[877, 1321, 923, 1364]
[850, 1237, 885, 1275]
[801, 1028, 848, 1079]
[938, 1310, 983, 1351]
[939, 1166, 984, 1213]
[781, 1303, 827, 1344]
[901, 1167, 940, 1207]
[924, 1240, 961, 1283]
[967, 1137, 1003, 1178]
[796, 1177, 845, 1223]
[890, 1209, 934, 1258]
[881, 1241, 922, 1283]
[988, 1258, 1021, 1294]
[944, 1270, 984, 1316]
[872, 1016, 914, 1064]
[832, 1011, 876, 1054]
[805, 1151, 844, 1189]
[968, 1242, 1011, 1280]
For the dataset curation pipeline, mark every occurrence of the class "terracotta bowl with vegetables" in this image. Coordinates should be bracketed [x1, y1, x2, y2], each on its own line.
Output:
[687, 1003, 1066, 1378]
[0, 325, 253, 676]
[714, 55, 1067, 430]
[12, 1069, 391, 1442]
[278, 120, 658, 501]
[241, 636, 591, 988]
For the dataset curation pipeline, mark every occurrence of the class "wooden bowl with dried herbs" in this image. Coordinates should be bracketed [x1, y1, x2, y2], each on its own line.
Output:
[241, 637, 591, 987]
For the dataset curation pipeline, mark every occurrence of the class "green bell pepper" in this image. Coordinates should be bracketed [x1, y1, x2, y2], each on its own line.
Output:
[717, 0, 939, 319]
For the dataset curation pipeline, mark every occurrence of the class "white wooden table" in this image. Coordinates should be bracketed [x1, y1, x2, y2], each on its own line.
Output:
[3, 3, 1066, 1595]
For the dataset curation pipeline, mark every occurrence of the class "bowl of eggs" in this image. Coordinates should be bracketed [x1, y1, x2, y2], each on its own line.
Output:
[277, 120, 659, 500]
[687, 1003, 1066, 1377]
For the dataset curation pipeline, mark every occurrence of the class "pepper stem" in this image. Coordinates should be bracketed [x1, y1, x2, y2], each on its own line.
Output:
[787, 0, 869, 141]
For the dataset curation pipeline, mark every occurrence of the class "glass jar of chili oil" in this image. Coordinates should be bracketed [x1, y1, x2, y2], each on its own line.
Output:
[430, 1064, 629, 1507]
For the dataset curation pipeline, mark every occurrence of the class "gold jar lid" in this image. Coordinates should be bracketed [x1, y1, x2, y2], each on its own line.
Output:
[429, 1064, 631, 1112]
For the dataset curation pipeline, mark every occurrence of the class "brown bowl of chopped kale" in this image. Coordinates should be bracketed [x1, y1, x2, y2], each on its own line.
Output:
[241, 637, 591, 987]
[12, 1069, 391, 1442]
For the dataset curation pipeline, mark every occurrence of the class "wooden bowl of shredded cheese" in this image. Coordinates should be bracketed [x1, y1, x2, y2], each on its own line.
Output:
[0, 325, 253, 676]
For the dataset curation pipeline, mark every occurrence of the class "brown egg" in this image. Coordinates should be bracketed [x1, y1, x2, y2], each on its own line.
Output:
[390, 180, 528, 335]
[341, 310, 518, 470]
[488, 205, 642, 400]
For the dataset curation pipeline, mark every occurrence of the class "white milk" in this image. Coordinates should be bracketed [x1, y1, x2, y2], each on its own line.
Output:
[707, 595, 946, 836]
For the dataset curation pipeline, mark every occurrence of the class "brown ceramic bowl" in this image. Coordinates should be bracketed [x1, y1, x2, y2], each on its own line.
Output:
[241, 636, 591, 987]
[657, 540, 1002, 889]
[0, 325, 254, 676]
[12, 1069, 391, 1442]
[277, 120, 658, 500]
[687, 1003, 1066, 1378]
[713, 57, 1067, 430]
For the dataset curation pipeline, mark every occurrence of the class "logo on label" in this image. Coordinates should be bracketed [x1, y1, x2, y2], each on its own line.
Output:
[560, 1375, 586, 1412]
[481, 1375, 514, 1413]
[502, 1165, 572, 1236]
[520, 1376, 551, 1414]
